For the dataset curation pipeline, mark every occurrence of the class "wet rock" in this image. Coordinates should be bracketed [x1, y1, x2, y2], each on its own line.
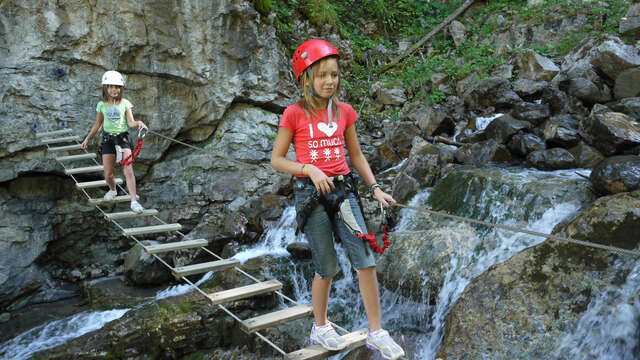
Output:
[526, 148, 577, 171]
[543, 115, 580, 148]
[382, 121, 420, 158]
[516, 49, 560, 81]
[286, 242, 312, 260]
[512, 79, 549, 97]
[580, 104, 640, 156]
[611, 97, 640, 119]
[614, 67, 640, 99]
[540, 85, 573, 114]
[391, 137, 444, 203]
[510, 101, 551, 124]
[589, 155, 640, 195]
[410, 104, 456, 138]
[564, 75, 613, 104]
[0, 313, 9, 323]
[376, 231, 457, 303]
[455, 139, 512, 167]
[508, 133, 546, 157]
[437, 191, 640, 359]
[463, 77, 522, 110]
[569, 142, 605, 168]
[484, 114, 533, 144]
[83, 276, 163, 310]
[124, 242, 173, 286]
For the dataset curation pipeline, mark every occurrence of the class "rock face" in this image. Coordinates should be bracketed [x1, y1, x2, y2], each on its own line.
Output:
[0, 0, 295, 311]
[437, 190, 640, 359]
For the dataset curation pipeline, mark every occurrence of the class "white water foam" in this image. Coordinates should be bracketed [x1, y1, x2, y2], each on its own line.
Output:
[554, 260, 640, 360]
[0, 309, 129, 360]
[155, 270, 214, 300]
[233, 206, 304, 263]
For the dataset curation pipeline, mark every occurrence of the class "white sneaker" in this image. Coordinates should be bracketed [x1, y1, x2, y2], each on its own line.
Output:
[104, 189, 117, 200]
[309, 323, 348, 351]
[366, 329, 405, 360]
[130, 201, 144, 213]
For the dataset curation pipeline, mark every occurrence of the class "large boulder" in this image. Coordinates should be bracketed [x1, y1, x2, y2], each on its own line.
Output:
[579, 104, 640, 156]
[437, 190, 640, 359]
[123, 242, 173, 286]
[484, 114, 533, 144]
[542, 115, 580, 148]
[516, 49, 560, 81]
[391, 137, 446, 204]
[455, 139, 512, 167]
[526, 148, 577, 171]
[589, 155, 640, 195]
[463, 77, 522, 110]
[614, 67, 640, 99]
[568, 142, 604, 169]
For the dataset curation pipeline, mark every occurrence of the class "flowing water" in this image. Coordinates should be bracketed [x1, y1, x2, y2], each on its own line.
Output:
[2, 166, 638, 359]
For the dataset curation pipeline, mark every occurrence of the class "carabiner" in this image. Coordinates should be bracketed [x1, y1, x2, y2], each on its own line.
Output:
[138, 127, 148, 139]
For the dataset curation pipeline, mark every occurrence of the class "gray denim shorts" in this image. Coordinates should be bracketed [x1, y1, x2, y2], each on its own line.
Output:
[294, 178, 376, 279]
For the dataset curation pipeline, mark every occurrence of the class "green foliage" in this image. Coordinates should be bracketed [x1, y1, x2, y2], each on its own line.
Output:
[253, 0, 272, 16]
[428, 88, 446, 105]
[302, 0, 339, 28]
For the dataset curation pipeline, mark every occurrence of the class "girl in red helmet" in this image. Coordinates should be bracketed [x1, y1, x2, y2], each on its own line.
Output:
[81, 71, 147, 213]
[271, 40, 405, 360]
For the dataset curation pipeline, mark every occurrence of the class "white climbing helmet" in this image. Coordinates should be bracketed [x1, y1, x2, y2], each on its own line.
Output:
[101, 70, 124, 86]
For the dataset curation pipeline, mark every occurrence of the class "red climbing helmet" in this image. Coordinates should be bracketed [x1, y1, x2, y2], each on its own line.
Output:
[292, 39, 340, 82]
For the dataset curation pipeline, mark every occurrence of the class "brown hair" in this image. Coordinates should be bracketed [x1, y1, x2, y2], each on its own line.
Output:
[298, 56, 340, 121]
[101, 85, 123, 104]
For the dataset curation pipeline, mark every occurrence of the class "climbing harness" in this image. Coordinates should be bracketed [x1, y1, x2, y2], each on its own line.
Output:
[295, 174, 392, 254]
[118, 127, 146, 166]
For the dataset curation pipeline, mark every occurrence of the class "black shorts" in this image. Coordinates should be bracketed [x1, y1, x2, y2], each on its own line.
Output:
[101, 132, 131, 155]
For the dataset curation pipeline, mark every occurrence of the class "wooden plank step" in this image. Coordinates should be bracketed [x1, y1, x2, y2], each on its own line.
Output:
[240, 303, 313, 334]
[65, 165, 104, 175]
[285, 329, 369, 360]
[104, 209, 159, 220]
[41, 136, 81, 144]
[49, 144, 83, 152]
[55, 153, 97, 162]
[145, 238, 208, 254]
[76, 178, 123, 189]
[172, 258, 239, 278]
[88, 194, 138, 205]
[122, 223, 182, 237]
[36, 129, 73, 138]
[208, 280, 283, 306]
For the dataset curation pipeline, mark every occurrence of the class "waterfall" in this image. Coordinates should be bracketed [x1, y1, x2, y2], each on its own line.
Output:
[554, 260, 640, 360]
[0, 309, 129, 360]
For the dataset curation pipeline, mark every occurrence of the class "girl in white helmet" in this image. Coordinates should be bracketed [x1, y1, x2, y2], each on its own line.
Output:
[271, 40, 405, 360]
[81, 70, 147, 213]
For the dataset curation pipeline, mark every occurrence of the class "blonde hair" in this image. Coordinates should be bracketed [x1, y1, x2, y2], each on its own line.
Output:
[298, 56, 340, 121]
[101, 85, 123, 104]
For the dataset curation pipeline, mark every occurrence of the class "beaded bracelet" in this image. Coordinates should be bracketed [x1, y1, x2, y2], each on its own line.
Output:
[370, 183, 381, 193]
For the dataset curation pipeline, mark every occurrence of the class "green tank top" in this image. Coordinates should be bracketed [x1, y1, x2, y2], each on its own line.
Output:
[97, 99, 132, 134]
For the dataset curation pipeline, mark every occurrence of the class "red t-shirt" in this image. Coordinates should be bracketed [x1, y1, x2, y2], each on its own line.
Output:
[279, 102, 358, 177]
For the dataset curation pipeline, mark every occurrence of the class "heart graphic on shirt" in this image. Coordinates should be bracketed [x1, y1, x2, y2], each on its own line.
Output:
[317, 122, 337, 137]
